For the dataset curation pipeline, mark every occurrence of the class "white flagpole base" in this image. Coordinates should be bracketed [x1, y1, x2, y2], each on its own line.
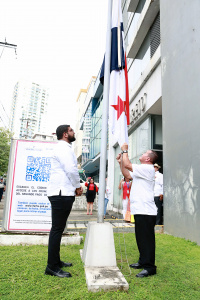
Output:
[82, 222, 116, 267]
[81, 222, 129, 292]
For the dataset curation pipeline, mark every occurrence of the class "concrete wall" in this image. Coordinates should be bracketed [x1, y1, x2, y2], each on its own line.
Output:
[72, 195, 98, 211]
[160, 0, 200, 244]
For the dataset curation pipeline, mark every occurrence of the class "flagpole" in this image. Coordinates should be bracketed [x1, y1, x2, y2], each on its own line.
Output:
[97, 0, 112, 223]
[117, 0, 121, 68]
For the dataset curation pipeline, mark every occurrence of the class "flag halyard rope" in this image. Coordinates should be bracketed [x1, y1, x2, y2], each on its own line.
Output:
[115, 153, 132, 276]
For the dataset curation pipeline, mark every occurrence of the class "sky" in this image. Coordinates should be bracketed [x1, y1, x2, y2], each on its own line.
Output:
[0, 0, 108, 134]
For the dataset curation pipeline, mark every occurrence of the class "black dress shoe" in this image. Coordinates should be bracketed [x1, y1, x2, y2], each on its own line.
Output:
[136, 269, 156, 278]
[129, 262, 143, 269]
[59, 261, 73, 268]
[45, 266, 72, 278]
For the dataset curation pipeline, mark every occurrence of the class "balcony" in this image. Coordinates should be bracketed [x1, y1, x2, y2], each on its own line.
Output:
[127, 0, 159, 60]
[129, 45, 161, 103]
[93, 68, 103, 99]
[80, 116, 84, 130]
[127, 0, 140, 12]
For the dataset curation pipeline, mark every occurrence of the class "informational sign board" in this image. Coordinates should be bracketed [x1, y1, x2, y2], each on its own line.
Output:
[3, 139, 57, 232]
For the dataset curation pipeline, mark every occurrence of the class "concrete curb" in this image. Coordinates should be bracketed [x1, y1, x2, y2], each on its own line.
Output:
[0, 232, 83, 246]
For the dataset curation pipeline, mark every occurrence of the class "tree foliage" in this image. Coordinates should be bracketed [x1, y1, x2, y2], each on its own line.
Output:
[0, 127, 13, 176]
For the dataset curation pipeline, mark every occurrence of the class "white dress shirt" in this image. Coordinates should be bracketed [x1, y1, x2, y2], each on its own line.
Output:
[47, 140, 81, 197]
[129, 164, 157, 216]
[154, 171, 163, 196]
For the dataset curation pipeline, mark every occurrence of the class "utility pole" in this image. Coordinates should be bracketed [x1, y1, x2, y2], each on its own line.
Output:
[0, 38, 17, 128]
[0, 38, 17, 58]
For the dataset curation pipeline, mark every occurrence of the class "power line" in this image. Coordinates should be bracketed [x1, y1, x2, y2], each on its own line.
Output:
[0, 101, 10, 121]
[0, 108, 9, 128]
[0, 115, 8, 128]
[0, 45, 5, 59]
[0, 99, 10, 129]
[0, 38, 17, 59]
[0, 41, 17, 49]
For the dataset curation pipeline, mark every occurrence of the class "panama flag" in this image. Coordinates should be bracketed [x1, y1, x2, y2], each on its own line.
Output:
[100, 0, 129, 147]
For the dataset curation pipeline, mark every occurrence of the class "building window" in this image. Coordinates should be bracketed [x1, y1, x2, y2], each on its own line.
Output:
[151, 115, 162, 150]
[128, 32, 151, 88]
[150, 13, 160, 58]
[90, 96, 104, 159]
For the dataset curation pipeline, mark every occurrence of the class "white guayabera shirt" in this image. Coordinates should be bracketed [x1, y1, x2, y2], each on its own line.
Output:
[47, 140, 81, 197]
[154, 171, 163, 197]
[129, 164, 157, 216]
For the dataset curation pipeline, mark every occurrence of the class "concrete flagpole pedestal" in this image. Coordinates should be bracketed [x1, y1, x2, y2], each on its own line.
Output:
[82, 222, 116, 267]
[80, 222, 129, 292]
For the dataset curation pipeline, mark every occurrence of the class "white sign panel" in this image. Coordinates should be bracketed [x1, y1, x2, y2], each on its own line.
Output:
[6, 140, 57, 231]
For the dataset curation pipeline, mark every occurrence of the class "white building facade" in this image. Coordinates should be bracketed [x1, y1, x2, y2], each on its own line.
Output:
[108, 0, 162, 212]
[160, 0, 200, 245]
[32, 133, 57, 141]
[9, 81, 49, 139]
[74, 1, 162, 210]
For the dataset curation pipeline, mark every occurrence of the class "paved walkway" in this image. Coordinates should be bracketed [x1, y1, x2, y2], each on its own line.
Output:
[0, 198, 163, 233]
[66, 210, 136, 233]
[0, 198, 136, 233]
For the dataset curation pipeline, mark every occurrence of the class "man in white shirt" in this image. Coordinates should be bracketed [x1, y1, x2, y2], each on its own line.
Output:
[116, 143, 158, 278]
[45, 125, 83, 278]
[154, 163, 163, 225]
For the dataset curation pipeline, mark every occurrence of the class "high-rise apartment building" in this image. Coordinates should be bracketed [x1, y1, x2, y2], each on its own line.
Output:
[74, 89, 87, 165]
[9, 81, 49, 139]
[74, 77, 96, 166]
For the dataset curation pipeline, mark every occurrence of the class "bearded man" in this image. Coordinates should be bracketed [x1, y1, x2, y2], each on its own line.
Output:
[45, 125, 83, 278]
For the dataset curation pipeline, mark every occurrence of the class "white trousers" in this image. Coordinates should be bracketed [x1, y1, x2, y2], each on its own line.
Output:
[122, 197, 128, 219]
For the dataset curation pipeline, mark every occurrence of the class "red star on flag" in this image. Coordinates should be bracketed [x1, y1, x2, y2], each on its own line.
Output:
[111, 96, 127, 120]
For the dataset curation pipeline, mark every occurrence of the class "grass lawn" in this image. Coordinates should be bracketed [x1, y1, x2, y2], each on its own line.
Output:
[0, 233, 200, 300]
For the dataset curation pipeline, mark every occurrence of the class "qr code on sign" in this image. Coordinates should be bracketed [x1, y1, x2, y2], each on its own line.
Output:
[26, 156, 51, 182]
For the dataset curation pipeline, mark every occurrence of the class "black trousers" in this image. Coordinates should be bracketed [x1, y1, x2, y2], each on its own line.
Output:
[154, 196, 163, 225]
[134, 214, 157, 272]
[0, 188, 4, 201]
[47, 194, 75, 270]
